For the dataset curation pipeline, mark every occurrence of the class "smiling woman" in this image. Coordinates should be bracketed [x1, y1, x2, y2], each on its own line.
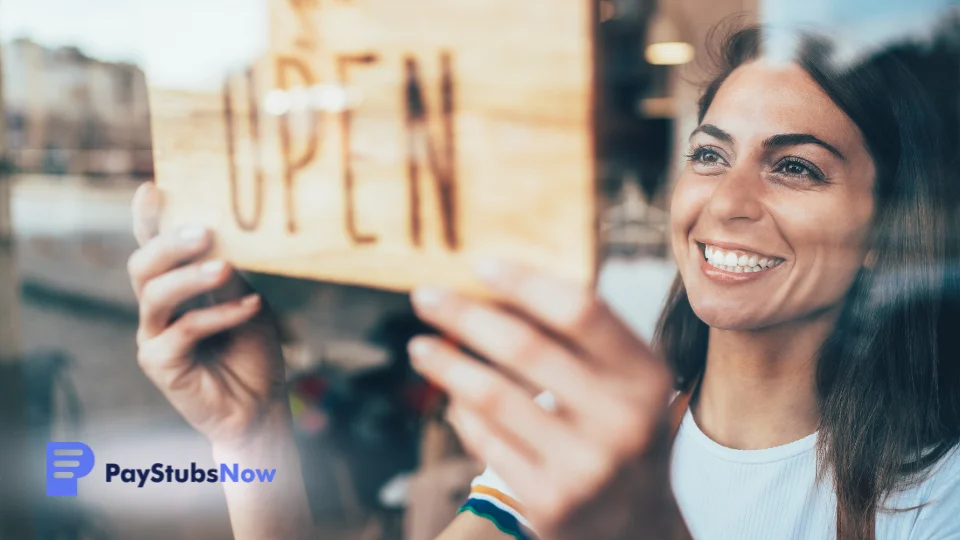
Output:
[659, 26, 960, 539]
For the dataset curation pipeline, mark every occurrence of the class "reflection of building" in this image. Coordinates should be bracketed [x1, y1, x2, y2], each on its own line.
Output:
[2, 38, 153, 177]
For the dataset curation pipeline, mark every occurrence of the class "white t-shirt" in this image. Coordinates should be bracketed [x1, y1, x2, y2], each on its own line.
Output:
[466, 408, 960, 539]
[672, 409, 960, 539]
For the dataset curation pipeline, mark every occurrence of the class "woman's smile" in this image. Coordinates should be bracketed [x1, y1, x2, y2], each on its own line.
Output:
[694, 241, 786, 284]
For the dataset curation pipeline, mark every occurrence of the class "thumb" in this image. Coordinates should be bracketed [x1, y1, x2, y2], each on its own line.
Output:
[132, 182, 163, 247]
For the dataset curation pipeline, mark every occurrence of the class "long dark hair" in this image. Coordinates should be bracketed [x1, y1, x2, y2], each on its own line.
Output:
[653, 25, 960, 539]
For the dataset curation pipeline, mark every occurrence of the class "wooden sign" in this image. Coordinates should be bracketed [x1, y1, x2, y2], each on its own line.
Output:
[146, 0, 598, 293]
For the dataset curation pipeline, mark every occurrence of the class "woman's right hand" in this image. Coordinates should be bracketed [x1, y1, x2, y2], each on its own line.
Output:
[127, 182, 291, 450]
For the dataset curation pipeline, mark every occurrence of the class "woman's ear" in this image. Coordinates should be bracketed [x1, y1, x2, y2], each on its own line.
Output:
[864, 249, 878, 269]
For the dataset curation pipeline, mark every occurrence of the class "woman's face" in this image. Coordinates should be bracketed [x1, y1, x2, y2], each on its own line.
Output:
[670, 61, 877, 331]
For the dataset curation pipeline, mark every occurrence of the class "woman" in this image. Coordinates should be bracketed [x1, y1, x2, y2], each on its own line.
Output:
[127, 26, 960, 539]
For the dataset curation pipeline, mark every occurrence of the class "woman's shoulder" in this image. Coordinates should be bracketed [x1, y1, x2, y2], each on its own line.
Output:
[918, 443, 960, 493]
[900, 443, 960, 535]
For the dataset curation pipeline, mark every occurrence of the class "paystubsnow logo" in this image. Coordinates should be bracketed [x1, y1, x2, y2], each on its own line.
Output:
[106, 462, 277, 487]
[46, 441, 277, 496]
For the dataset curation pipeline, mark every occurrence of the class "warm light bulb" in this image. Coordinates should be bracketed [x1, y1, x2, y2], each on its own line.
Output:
[645, 42, 694, 65]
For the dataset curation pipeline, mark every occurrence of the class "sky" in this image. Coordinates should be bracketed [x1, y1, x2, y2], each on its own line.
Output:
[1, 0, 268, 90]
[760, 0, 959, 69]
[762, 0, 960, 47]
[1, 0, 145, 63]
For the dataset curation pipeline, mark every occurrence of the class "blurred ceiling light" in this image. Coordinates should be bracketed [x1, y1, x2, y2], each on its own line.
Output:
[638, 96, 675, 118]
[645, 3, 694, 66]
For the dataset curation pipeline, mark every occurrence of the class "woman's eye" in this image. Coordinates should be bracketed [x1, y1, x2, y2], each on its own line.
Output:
[782, 162, 808, 175]
[686, 147, 726, 169]
[774, 158, 825, 182]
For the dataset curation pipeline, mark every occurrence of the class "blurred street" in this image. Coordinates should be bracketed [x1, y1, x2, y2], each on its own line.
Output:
[14, 174, 139, 307]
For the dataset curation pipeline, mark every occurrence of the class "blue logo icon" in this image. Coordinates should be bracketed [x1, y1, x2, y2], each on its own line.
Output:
[46, 442, 95, 497]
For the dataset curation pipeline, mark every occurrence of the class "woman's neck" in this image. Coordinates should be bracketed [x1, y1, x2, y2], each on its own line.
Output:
[691, 313, 838, 450]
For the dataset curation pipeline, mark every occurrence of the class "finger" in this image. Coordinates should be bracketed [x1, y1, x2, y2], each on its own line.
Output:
[444, 404, 543, 504]
[445, 406, 485, 460]
[137, 260, 234, 342]
[411, 287, 599, 414]
[472, 260, 656, 370]
[208, 270, 255, 304]
[128, 227, 211, 299]
[412, 286, 674, 446]
[408, 336, 577, 460]
[138, 293, 262, 379]
[132, 182, 163, 247]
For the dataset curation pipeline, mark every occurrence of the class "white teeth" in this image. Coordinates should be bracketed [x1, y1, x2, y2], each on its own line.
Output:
[702, 243, 784, 274]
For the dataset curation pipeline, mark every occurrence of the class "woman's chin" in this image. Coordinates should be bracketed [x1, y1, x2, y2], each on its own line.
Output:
[687, 298, 769, 331]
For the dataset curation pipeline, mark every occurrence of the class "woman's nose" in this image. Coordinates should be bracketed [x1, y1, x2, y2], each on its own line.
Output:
[705, 165, 765, 223]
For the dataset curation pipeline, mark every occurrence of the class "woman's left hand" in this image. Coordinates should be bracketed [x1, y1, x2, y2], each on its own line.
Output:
[408, 261, 691, 540]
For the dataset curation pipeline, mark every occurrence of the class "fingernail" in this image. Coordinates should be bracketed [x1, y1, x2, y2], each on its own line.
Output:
[240, 294, 260, 308]
[408, 337, 435, 359]
[412, 286, 446, 309]
[201, 260, 226, 276]
[180, 226, 207, 242]
[474, 258, 505, 284]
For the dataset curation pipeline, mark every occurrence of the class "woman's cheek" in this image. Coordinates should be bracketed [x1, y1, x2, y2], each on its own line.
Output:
[775, 208, 871, 314]
[669, 175, 702, 243]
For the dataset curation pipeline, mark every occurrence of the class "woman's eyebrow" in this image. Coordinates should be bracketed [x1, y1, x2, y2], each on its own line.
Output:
[762, 133, 846, 160]
[689, 125, 847, 161]
[688, 124, 733, 144]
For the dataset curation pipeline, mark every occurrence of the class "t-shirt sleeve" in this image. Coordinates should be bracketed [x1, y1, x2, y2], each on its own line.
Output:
[459, 465, 535, 539]
[909, 446, 960, 539]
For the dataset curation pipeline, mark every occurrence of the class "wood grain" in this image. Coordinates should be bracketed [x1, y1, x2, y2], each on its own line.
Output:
[147, 0, 598, 293]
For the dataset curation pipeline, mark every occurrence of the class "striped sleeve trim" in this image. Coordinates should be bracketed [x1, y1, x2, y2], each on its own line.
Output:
[469, 485, 527, 515]
[458, 498, 536, 540]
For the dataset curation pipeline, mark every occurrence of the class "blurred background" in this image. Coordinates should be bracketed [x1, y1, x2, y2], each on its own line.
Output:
[0, 0, 957, 539]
